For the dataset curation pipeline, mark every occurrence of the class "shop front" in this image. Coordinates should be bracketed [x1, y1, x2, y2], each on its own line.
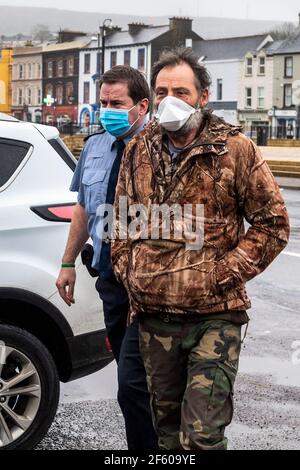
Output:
[42, 105, 78, 129]
[238, 110, 270, 141]
[271, 110, 298, 139]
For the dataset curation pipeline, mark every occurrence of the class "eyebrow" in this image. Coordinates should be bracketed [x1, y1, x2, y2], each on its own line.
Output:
[100, 99, 126, 105]
[155, 86, 190, 94]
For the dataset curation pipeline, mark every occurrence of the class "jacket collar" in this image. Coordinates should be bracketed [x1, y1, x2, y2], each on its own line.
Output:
[140, 111, 242, 204]
[143, 109, 241, 159]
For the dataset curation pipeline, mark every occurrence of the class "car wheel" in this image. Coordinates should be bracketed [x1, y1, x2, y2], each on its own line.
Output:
[0, 324, 59, 450]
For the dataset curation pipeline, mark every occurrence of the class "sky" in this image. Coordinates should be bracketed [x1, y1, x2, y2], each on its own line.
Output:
[0, 0, 299, 22]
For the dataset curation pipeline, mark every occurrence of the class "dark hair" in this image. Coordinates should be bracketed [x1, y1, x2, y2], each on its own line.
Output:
[100, 65, 150, 106]
[151, 48, 211, 93]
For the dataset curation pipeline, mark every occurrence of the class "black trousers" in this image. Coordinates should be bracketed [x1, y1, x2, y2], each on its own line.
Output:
[95, 275, 158, 451]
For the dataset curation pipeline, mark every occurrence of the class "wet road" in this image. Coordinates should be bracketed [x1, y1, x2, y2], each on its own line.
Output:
[38, 188, 300, 450]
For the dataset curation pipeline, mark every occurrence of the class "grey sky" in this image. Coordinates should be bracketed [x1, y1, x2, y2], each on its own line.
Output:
[0, 0, 299, 22]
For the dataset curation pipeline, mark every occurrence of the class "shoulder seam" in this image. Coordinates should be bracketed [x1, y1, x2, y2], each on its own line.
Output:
[83, 129, 106, 143]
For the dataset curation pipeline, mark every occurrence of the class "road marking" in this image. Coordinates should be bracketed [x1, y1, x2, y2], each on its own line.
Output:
[283, 251, 300, 258]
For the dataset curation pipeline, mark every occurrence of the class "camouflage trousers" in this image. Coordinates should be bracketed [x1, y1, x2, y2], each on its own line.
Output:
[138, 315, 242, 450]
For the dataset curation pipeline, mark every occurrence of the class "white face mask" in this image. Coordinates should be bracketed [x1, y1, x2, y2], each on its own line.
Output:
[156, 96, 197, 132]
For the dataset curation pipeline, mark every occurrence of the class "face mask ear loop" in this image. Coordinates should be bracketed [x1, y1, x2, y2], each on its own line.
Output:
[127, 102, 140, 130]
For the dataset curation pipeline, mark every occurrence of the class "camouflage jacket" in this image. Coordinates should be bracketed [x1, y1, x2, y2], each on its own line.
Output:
[111, 111, 290, 316]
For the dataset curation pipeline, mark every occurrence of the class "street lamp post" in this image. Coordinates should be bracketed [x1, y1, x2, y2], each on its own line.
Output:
[100, 18, 112, 78]
[95, 18, 112, 121]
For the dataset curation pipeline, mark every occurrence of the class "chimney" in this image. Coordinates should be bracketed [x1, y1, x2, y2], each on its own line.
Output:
[128, 23, 149, 36]
[58, 29, 87, 43]
[169, 17, 192, 34]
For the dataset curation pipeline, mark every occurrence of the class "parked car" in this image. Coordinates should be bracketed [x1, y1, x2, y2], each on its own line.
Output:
[0, 113, 113, 450]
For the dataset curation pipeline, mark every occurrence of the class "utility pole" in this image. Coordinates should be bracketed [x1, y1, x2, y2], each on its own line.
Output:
[95, 18, 112, 120]
[100, 18, 112, 78]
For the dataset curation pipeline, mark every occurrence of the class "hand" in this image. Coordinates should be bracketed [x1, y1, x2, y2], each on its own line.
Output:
[56, 268, 76, 306]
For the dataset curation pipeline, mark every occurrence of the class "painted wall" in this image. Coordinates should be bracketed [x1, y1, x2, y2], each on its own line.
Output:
[273, 54, 300, 109]
[0, 49, 13, 114]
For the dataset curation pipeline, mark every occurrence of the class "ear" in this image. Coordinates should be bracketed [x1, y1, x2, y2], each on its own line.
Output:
[138, 98, 150, 116]
[199, 89, 209, 108]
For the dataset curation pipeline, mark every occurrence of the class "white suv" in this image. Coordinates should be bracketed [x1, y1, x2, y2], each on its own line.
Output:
[0, 114, 112, 450]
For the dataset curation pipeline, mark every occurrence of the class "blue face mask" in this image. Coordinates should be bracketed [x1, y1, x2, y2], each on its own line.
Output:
[99, 104, 139, 137]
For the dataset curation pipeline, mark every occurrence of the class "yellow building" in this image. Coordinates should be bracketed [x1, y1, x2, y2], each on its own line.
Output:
[0, 48, 13, 115]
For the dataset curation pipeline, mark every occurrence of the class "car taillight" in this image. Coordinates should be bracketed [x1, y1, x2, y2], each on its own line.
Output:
[105, 337, 112, 353]
[31, 203, 76, 223]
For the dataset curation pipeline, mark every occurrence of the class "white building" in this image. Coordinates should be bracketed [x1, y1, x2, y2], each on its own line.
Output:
[194, 34, 273, 125]
[11, 45, 43, 122]
[78, 18, 202, 126]
[238, 40, 283, 140]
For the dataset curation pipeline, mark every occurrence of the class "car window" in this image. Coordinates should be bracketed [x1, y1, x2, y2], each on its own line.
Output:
[0, 138, 31, 188]
[48, 138, 76, 172]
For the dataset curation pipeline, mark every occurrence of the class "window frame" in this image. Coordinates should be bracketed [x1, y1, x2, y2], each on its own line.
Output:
[83, 81, 90, 104]
[47, 61, 53, 78]
[18, 88, 23, 106]
[19, 64, 24, 79]
[84, 54, 91, 74]
[27, 88, 32, 105]
[245, 57, 253, 76]
[67, 57, 74, 76]
[0, 138, 33, 191]
[138, 48, 146, 72]
[284, 84, 292, 107]
[124, 50, 131, 66]
[110, 51, 117, 69]
[245, 87, 252, 108]
[217, 78, 223, 101]
[57, 59, 64, 78]
[257, 86, 265, 108]
[258, 56, 265, 75]
[284, 57, 293, 78]
[56, 85, 64, 105]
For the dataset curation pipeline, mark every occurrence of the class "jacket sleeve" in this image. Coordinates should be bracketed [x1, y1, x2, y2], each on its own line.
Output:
[111, 145, 132, 288]
[216, 138, 290, 291]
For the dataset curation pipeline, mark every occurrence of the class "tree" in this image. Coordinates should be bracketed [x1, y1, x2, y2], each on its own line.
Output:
[31, 24, 53, 43]
[268, 22, 297, 40]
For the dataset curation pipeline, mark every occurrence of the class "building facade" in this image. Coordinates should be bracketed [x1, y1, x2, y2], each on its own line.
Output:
[238, 43, 277, 137]
[271, 29, 300, 138]
[0, 48, 13, 115]
[78, 41, 102, 126]
[11, 46, 43, 122]
[78, 18, 202, 125]
[42, 34, 89, 126]
[194, 34, 273, 126]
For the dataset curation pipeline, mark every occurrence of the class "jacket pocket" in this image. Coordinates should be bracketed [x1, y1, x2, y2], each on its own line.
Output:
[128, 240, 218, 310]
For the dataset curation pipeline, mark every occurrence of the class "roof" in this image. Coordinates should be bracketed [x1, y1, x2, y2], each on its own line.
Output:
[264, 40, 285, 54]
[194, 34, 273, 61]
[105, 25, 170, 47]
[83, 25, 173, 50]
[272, 30, 300, 54]
[43, 38, 90, 53]
[13, 45, 43, 57]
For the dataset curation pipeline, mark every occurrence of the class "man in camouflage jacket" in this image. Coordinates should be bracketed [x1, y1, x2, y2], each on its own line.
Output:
[111, 49, 290, 450]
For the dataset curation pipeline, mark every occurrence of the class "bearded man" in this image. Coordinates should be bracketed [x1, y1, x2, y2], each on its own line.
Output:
[112, 49, 290, 450]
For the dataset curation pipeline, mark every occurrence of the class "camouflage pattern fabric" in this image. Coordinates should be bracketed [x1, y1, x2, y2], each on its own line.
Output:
[112, 111, 290, 318]
[139, 316, 241, 450]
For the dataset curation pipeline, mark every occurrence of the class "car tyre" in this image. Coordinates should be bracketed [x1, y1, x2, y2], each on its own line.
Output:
[0, 324, 59, 450]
